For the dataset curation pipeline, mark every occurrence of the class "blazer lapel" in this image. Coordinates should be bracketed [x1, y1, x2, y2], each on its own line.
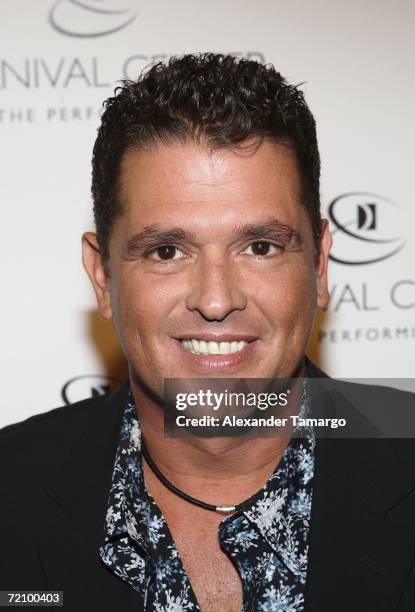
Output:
[37, 383, 138, 611]
[305, 375, 415, 611]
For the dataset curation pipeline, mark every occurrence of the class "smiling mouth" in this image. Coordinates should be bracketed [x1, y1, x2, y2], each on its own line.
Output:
[180, 338, 251, 355]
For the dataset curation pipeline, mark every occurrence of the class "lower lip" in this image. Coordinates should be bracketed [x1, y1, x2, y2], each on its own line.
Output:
[173, 339, 257, 370]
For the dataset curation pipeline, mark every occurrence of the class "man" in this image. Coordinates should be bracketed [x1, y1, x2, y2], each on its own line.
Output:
[1, 54, 415, 611]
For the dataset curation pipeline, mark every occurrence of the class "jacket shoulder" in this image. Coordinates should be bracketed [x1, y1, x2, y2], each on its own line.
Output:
[1, 392, 107, 448]
[0, 384, 128, 485]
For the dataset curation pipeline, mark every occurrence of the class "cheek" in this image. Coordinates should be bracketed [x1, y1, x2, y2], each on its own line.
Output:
[111, 269, 180, 343]
[252, 263, 317, 329]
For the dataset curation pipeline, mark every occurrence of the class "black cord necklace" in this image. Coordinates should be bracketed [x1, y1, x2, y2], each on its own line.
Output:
[141, 437, 262, 515]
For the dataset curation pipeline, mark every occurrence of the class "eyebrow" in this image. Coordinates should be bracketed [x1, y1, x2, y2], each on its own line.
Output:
[124, 226, 195, 255]
[123, 218, 303, 256]
[235, 219, 303, 246]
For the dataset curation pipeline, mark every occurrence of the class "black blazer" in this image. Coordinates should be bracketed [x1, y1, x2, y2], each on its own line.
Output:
[1, 362, 415, 611]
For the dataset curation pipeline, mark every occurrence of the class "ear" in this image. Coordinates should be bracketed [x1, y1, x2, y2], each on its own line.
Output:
[82, 232, 112, 320]
[315, 219, 332, 309]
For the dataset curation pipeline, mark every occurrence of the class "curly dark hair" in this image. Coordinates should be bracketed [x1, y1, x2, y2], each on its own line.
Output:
[92, 53, 321, 262]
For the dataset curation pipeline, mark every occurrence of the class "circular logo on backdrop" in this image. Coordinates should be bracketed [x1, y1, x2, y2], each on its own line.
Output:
[328, 192, 406, 265]
[61, 374, 122, 405]
[49, 0, 138, 38]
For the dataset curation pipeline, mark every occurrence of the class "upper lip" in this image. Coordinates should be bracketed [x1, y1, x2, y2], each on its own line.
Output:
[175, 334, 257, 342]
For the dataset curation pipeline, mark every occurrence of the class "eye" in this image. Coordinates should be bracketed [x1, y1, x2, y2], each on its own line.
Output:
[147, 245, 186, 262]
[244, 241, 281, 257]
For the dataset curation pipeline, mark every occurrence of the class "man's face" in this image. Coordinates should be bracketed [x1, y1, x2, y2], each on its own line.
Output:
[83, 140, 331, 400]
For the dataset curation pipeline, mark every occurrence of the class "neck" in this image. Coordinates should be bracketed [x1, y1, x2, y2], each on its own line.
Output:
[130, 368, 304, 501]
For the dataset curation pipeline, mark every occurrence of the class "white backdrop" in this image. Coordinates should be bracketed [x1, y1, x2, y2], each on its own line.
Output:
[1, 0, 414, 427]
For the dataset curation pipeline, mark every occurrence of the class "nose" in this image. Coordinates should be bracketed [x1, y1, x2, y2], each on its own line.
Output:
[185, 250, 247, 321]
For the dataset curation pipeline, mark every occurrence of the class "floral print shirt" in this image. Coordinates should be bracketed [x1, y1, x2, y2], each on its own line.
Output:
[100, 387, 315, 611]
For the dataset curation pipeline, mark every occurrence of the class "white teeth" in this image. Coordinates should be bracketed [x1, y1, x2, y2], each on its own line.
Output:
[219, 342, 228, 354]
[208, 341, 217, 353]
[180, 339, 249, 355]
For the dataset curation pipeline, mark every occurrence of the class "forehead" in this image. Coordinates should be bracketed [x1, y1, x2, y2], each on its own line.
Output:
[117, 139, 309, 239]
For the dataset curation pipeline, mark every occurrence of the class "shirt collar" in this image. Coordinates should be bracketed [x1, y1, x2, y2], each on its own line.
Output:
[100, 379, 315, 592]
[219, 382, 315, 581]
